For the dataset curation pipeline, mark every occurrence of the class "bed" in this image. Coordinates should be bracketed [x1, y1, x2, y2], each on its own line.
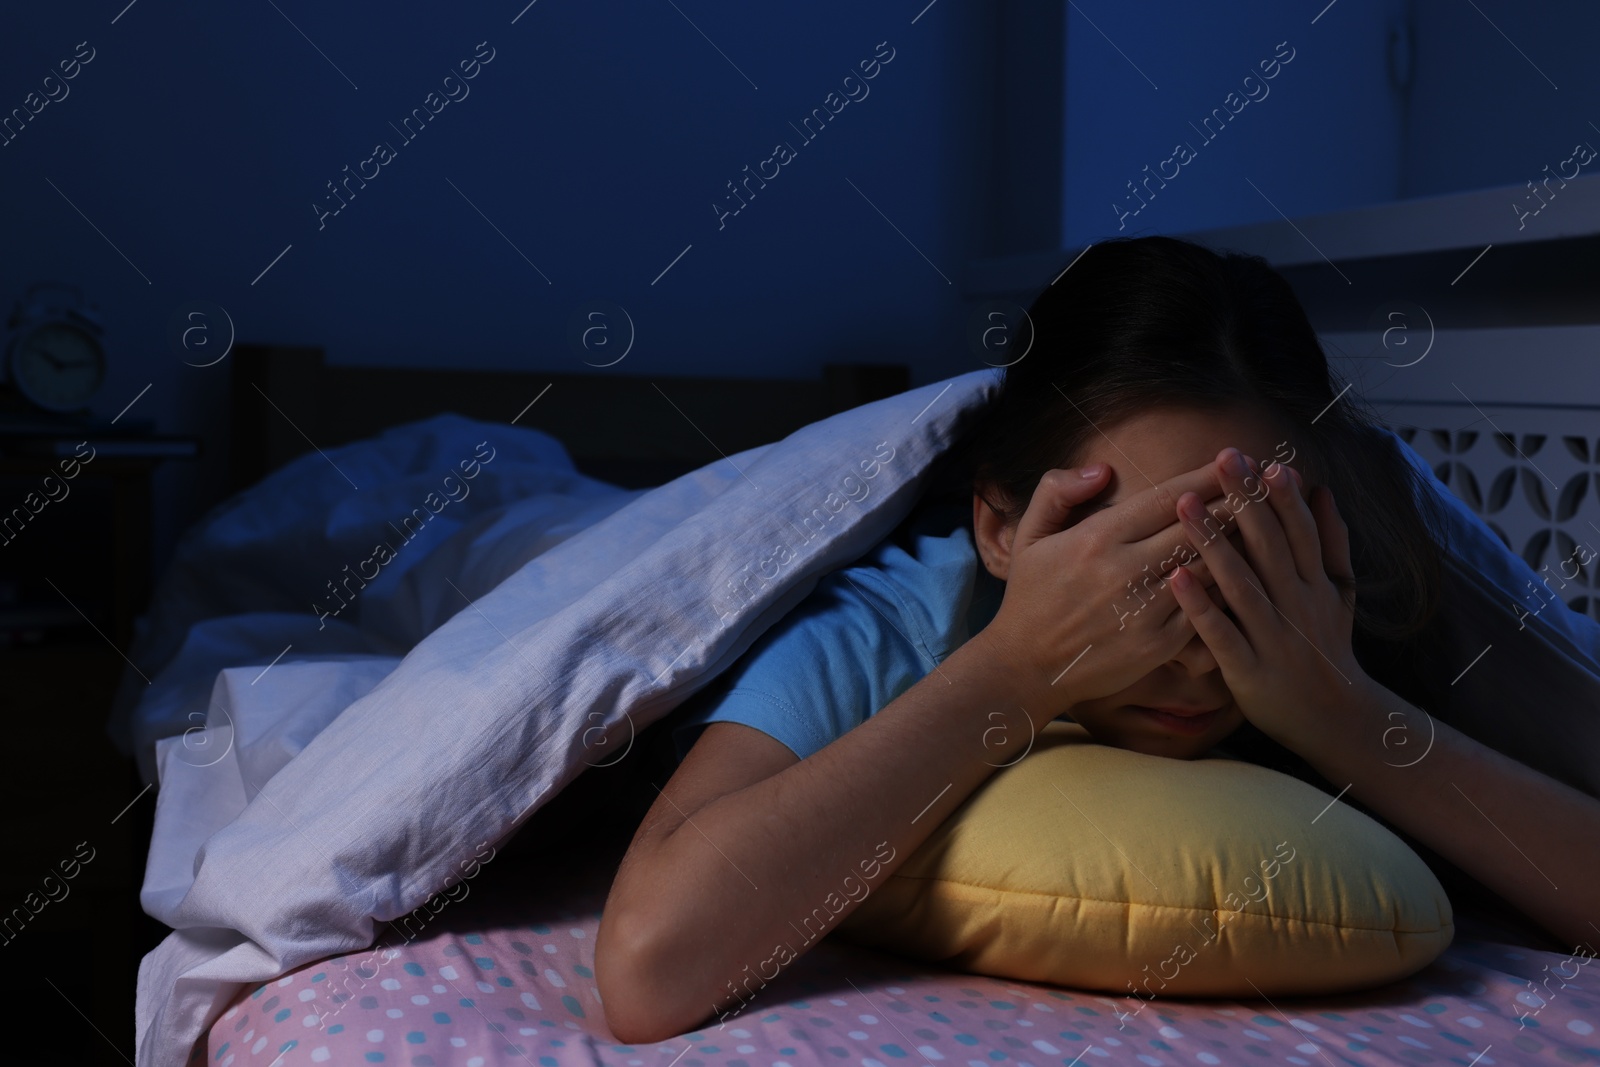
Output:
[193, 828, 1598, 1067]
[123, 346, 1600, 1067]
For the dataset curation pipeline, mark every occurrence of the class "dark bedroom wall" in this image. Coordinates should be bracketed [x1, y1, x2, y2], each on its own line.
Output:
[1401, 0, 1600, 199]
[0, 1, 1008, 579]
[1062, 0, 1409, 246]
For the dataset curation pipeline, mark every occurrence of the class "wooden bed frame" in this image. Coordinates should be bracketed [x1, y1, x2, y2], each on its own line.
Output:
[227, 344, 912, 494]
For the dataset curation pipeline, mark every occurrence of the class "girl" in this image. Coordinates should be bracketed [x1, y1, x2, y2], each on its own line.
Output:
[592, 236, 1600, 1043]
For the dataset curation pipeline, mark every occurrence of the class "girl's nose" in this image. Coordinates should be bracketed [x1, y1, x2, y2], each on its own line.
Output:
[1167, 632, 1220, 677]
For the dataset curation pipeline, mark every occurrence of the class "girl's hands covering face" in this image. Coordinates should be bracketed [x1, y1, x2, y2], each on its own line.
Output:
[1167, 448, 1369, 753]
[979, 458, 1238, 723]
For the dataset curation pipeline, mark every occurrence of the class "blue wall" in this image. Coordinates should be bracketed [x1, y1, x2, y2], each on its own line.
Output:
[1063, 0, 1409, 246]
[1062, 0, 1600, 244]
[0, 1, 1001, 572]
[1403, 0, 1600, 200]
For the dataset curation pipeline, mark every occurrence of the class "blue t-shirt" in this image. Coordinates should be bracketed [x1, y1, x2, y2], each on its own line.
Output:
[668, 497, 1006, 763]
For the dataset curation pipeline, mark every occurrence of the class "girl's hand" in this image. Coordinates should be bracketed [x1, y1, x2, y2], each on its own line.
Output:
[1167, 448, 1369, 753]
[977, 458, 1236, 723]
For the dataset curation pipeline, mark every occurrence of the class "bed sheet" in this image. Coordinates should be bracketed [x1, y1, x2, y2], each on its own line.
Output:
[198, 836, 1600, 1067]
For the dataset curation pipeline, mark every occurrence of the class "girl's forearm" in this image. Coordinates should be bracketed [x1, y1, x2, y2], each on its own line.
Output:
[602, 633, 1054, 1040]
[1300, 678, 1600, 951]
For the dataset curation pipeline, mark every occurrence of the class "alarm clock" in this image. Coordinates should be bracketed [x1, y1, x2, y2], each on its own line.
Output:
[4, 282, 107, 413]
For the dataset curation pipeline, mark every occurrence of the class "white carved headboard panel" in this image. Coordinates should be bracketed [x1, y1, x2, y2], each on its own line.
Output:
[1378, 403, 1600, 622]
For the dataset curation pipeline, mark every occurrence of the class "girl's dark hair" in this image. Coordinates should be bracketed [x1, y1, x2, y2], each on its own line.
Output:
[929, 234, 1450, 652]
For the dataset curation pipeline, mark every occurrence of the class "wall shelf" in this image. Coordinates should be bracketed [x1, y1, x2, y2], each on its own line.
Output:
[1182, 172, 1600, 268]
[965, 173, 1600, 320]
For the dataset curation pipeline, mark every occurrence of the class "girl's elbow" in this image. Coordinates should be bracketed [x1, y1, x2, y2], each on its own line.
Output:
[595, 913, 712, 1044]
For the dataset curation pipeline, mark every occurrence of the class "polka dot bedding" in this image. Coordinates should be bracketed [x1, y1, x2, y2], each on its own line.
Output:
[197, 855, 1598, 1067]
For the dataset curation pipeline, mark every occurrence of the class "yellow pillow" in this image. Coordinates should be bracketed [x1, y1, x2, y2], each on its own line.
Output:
[836, 723, 1452, 998]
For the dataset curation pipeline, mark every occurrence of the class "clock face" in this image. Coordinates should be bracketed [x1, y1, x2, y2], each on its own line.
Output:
[10, 323, 106, 412]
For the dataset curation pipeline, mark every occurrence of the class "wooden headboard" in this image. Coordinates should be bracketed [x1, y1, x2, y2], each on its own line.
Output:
[228, 345, 910, 494]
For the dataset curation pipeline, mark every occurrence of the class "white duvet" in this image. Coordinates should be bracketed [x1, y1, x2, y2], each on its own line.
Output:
[121, 370, 997, 1066]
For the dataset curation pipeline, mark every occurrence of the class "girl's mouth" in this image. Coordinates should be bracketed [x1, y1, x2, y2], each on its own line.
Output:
[1130, 705, 1225, 734]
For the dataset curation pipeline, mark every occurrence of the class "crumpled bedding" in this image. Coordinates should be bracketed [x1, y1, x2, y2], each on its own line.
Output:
[127, 372, 997, 1066]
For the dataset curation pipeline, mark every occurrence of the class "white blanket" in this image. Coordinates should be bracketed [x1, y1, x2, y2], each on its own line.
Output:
[128, 371, 998, 1066]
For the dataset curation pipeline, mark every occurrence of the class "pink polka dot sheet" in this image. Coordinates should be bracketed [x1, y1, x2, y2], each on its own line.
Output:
[196, 854, 1599, 1067]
